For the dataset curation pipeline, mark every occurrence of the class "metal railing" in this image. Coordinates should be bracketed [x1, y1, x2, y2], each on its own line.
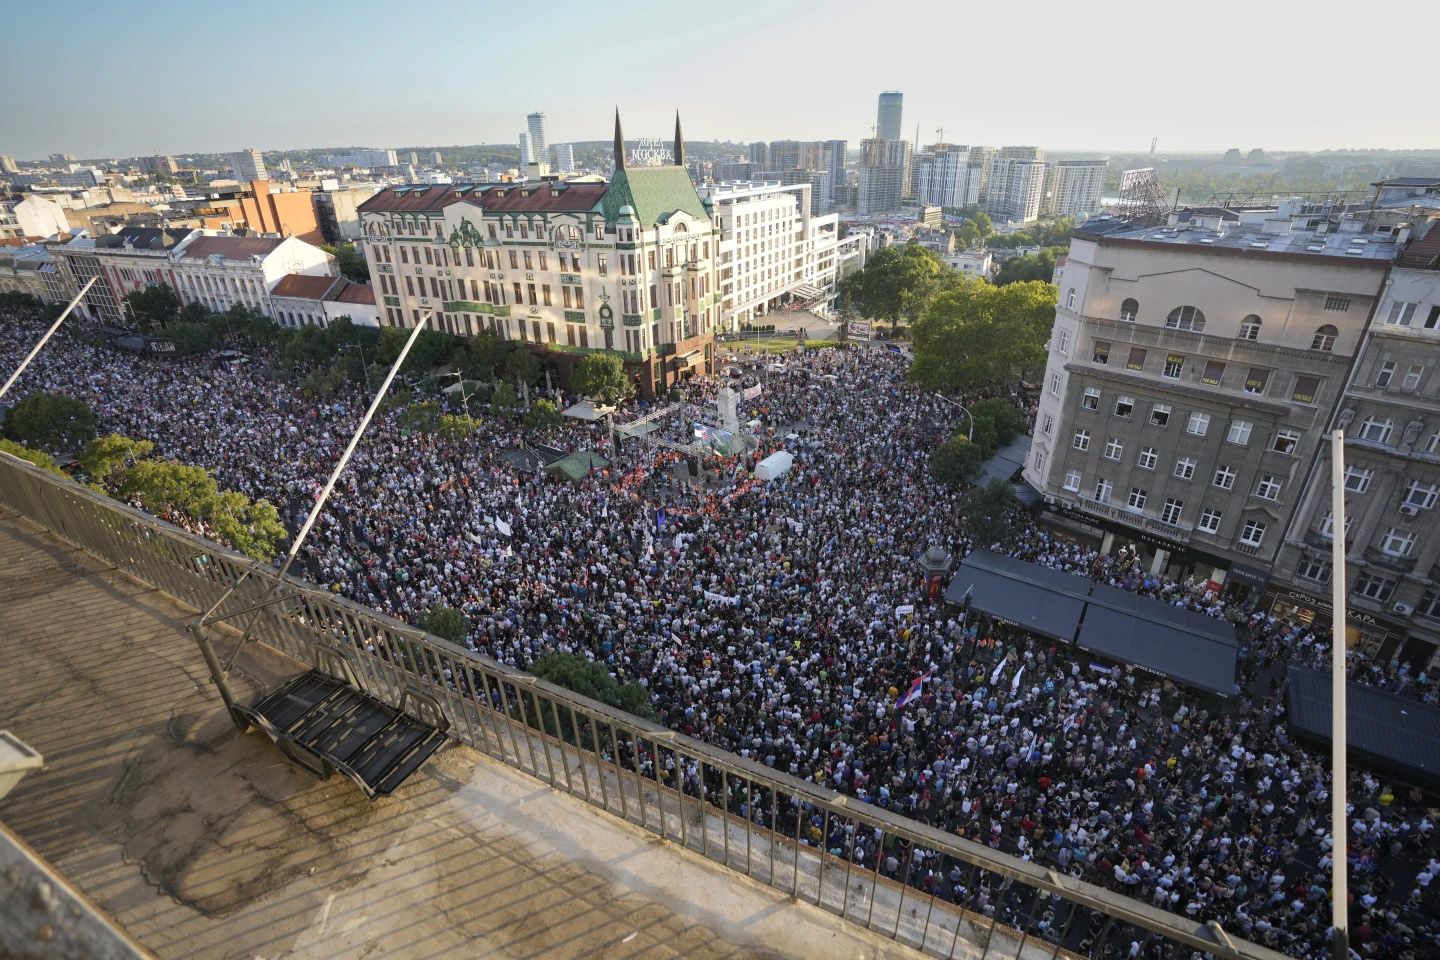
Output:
[0, 453, 1291, 960]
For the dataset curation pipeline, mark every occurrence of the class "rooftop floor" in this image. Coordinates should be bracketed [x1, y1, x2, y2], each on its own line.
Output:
[0, 511, 924, 960]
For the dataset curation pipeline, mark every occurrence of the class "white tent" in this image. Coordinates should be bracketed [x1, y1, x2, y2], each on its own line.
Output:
[754, 450, 794, 482]
[562, 400, 613, 422]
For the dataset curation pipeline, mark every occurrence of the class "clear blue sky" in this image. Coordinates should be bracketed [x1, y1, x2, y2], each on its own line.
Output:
[3, 0, 1434, 159]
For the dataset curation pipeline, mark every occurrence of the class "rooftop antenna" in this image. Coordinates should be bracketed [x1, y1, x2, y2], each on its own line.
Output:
[936, 126, 945, 146]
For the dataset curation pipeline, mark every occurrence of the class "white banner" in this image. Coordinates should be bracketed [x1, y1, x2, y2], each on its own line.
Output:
[847, 321, 871, 342]
[742, 384, 763, 400]
[990, 655, 1009, 687]
[494, 517, 512, 537]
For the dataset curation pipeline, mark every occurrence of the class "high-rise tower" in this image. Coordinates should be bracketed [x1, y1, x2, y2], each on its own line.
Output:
[876, 92, 903, 141]
[526, 111, 549, 165]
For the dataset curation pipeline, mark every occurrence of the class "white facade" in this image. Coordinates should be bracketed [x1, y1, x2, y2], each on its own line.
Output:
[701, 180, 840, 328]
[942, 248, 992, 278]
[553, 144, 575, 174]
[230, 148, 266, 183]
[911, 145, 985, 209]
[527, 112, 549, 165]
[985, 155, 1047, 223]
[171, 234, 335, 318]
[0, 195, 70, 241]
[1045, 159, 1107, 218]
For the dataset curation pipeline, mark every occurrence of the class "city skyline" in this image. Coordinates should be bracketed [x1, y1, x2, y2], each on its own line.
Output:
[2, 0, 1436, 160]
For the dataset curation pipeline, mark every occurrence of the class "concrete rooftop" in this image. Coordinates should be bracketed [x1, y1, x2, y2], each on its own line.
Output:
[0, 511, 925, 960]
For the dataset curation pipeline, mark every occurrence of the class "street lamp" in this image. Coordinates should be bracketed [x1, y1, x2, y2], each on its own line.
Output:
[446, 368, 472, 412]
[933, 393, 974, 441]
[343, 342, 372, 391]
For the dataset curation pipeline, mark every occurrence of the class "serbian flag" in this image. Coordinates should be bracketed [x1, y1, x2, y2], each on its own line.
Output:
[896, 670, 932, 709]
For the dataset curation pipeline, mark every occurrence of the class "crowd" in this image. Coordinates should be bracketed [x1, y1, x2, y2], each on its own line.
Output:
[1, 309, 1437, 959]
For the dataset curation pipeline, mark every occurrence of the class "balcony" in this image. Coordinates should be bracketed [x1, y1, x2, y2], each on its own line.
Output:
[1364, 544, 1418, 574]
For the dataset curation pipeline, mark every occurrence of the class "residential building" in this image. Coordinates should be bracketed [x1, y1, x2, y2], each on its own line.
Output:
[46, 233, 123, 323]
[0, 244, 54, 301]
[270, 274, 379, 328]
[90, 226, 195, 307]
[942, 248, 992, 279]
[38, 169, 104, 190]
[230, 148, 267, 183]
[527, 112, 549, 166]
[357, 112, 720, 397]
[700, 180, 840, 328]
[856, 139, 909, 215]
[876, 91, 903, 141]
[986, 148, 1047, 223]
[1023, 200, 1396, 599]
[1044, 159, 1107, 218]
[138, 155, 179, 175]
[330, 148, 398, 169]
[315, 185, 381, 243]
[0, 156, 18, 174]
[821, 141, 847, 197]
[1273, 218, 1440, 669]
[235, 179, 323, 244]
[170, 233, 335, 319]
[911, 144, 986, 210]
[553, 144, 576, 175]
[0, 194, 70, 241]
[49, 153, 77, 164]
[518, 133, 532, 169]
[749, 142, 769, 168]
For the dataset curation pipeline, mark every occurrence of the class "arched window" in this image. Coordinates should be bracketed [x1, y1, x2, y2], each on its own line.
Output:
[1239, 314, 1262, 341]
[1120, 298, 1138, 322]
[1166, 305, 1206, 332]
[1311, 324, 1338, 352]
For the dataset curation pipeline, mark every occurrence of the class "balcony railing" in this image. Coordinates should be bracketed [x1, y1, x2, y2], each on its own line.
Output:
[0, 452, 1289, 960]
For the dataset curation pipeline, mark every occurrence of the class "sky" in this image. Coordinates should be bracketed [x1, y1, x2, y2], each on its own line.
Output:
[3, 0, 1436, 160]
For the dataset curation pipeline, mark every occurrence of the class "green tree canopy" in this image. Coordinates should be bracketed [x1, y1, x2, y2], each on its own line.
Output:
[910, 277, 1057, 395]
[4, 392, 97, 453]
[322, 243, 370, 283]
[79, 434, 155, 484]
[525, 397, 561, 429]
[968, 398, 1029, 451]
[532, 652, 655, 720]
[569, 352, 634, 406]
[454, 331, 511, 383]
[0, 438, 63, 474]
[422, 605, 469, 644]
[959, 480, 1017, 547]
[503, 345, 541, 387]
[930, 433, 985, 488]
[838, 243, 944, 335]
[995, 250, 1060, 286]
[123, 283, 181, 332]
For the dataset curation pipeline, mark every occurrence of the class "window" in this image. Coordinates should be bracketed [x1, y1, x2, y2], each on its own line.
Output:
[1081, 387, 1100, 410]
[1063, 470, 1081, 492]
[1323, 296, 1351, 312]
[1161, 498, 1184, 524]
[1166, 305, 1206, 332]
[1254, 474, 1282, 501]
[1187, 412, 1210, 436]
[1354, 573, 1395, 603]
[1057, 330, 1071, 354]
[1066, 288, 1076, 309]
[1127, 487, 1148, 510]
[1297, 556, 1331, 584]
[1244, 369, 1269, 395]
[1376, 361, 1396, 388]
[1386, 301, 1417, 327]
[1404, 481, 1438, 510]
[1420, 591, 1440, 620]
[1042, 414, 1054, 436]
[597, 254, 607, 277]
[1149, 404, 1171, 427]
[1427, 306, 1440, 330]
[1072, 430, 1091, 451]
[1402, 364, 1424, 392]
[1174, 457, 1196, 480]
[1137, 446, 1158, 470]
[1197, 508, 1222, 534]
[1034, 450, 1047, 474]
[1213, 465, 1236, 489]
[1103, 437, 1124, 461]
[1358, 417, 1392, 444]
[523, 251, 533, 270]
[1126, 347, 1146, 371]
[1120, 298, 1138, 322]
[1092, 341, 1111, 364]
[1381, 528, 1416, 557]
[1283, 376, 1319, 407]
[1272, 429, 1300, 455]
[1311, 324, 1338, 351]
[1094, 479, 1113, 503]
[1202, 360, 1226, 386]
[1317, 511, 1352, 539]
[1226, 420, 1252, 446]
[1238, 315, 1262, 341]
[1343, 466, 1373, 493]
[1239, 519, 1267, 548]
[1163, 354, 1185, 379]
[1429, 432, 1440, 455]
[509, 250, 519, 269]
[1114, 396, 1134, 418]
[1049, 372, 1062, 397]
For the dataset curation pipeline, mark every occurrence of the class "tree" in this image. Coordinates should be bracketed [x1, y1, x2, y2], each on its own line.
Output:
[569, 352, 635, 406]
[0, 438, 63, 474]
[165, 321, 218, 356]
[492, 381, 518, 411]
[930, 433, 985, 488]
[79, 434, 155, 484]
[953, 221, 981, 251]
[199, 490, 286, 562]
[403, 330, 455, 374]
[525, 398, 561, 429]
[532, 652, 656, 720]
[503, 346, 541, 388]
[4, 392, 97, 453]
[437, 413, 481, 441]
[397, 401, 440, 433]
[959, 480, 1016, 547]
[995, 250, 1058, 286]
[838, 243, 943, 336]
[910, 277, 1058, 395]
[123, 283, 181, 332]
[455, 331, 510, 384]
[321, 243, 370, 283]
[422, 605, 469, 644]
[968, 398, 1028, 450]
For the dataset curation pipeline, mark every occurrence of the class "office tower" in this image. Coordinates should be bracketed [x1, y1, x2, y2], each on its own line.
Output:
[230, 148, 267, 183]
[553, 144, 575, 174]
[527, 111, 549, 165]
[876, 92, 903, 141]
[856, 138, 909, 215]
[518, 133, 531, 168]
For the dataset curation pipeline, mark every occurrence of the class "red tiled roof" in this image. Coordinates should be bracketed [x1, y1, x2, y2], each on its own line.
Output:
[357, 185, 463, 214]
[357, 182, 608, 216]
[270, 273, 341, 300]
[179, 235, 284, 261]
[331, 281, 375, 305]
[1398, 221, 1440, 270]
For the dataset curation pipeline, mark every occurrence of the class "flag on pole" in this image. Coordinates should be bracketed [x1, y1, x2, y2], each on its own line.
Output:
[896, 670, 932, 709]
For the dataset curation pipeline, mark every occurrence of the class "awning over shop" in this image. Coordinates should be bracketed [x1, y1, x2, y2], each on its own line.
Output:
[1076, 600, 1238, 697]
[943, 551, 1086, 642]
[1286, 666, 1440, 787]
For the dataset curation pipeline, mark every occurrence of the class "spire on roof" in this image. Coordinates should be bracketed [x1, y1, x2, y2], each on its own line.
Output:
[613, 108, 626, 172]
[673, 111, 685, 168]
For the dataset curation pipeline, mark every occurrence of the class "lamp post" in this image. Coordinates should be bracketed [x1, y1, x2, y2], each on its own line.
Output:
[932, 393, 973, 441]
[344, 341, 372, 391]
[446, 368, 472, 412]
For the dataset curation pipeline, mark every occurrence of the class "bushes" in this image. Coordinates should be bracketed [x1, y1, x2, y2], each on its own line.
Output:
[3, 392, 97, 453]
[532, 652, 656, 721]
[422, 605, 469, 644]
[0, 438, 63, 474]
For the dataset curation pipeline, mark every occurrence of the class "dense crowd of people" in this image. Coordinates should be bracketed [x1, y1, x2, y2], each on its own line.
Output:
[1, 308, 1436, 958]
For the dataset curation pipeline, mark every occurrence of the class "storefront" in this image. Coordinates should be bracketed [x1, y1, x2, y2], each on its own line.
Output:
[1263, 585, 1408, 661]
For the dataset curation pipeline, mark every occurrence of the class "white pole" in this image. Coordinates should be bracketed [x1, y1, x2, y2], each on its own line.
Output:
[0, 277, 98, 400]
[1329, 429, 1349, 960]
